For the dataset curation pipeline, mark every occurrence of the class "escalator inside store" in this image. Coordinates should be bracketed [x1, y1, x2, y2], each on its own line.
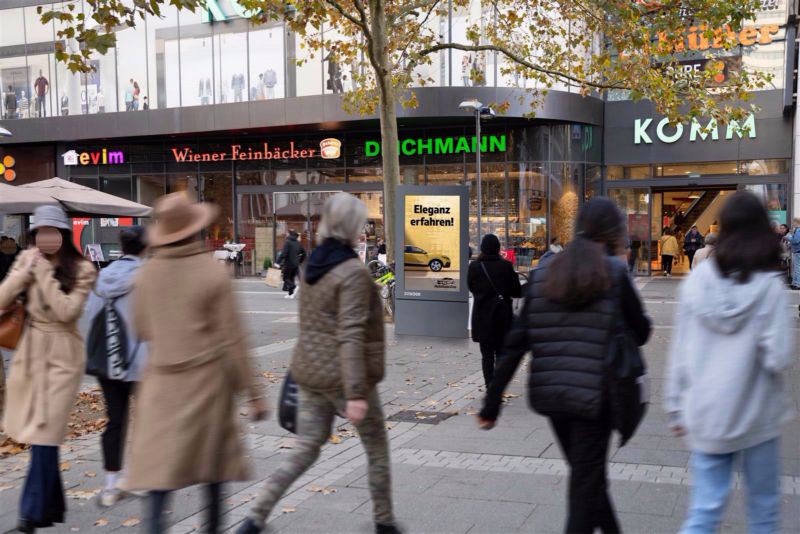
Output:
[651, 188, 734, 275]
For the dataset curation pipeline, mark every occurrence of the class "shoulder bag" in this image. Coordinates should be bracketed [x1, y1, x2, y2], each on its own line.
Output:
[0, 294, 27, 350]
[605, 266, 648, 447]
[278, 372, 300, 433]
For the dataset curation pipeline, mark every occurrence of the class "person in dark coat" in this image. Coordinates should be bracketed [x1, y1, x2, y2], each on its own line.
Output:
[279, 230, 305, 299]
[683, 225, 704, 269]
[467, 234, 522, 388]
[479, 198, 651, 534]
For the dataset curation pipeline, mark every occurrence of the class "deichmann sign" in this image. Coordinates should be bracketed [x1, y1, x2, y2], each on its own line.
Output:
[365, 134, 507, 157]
[633, 114, 756, 145]
[169, 138, 342, 162]
[62, 149, 125, 166]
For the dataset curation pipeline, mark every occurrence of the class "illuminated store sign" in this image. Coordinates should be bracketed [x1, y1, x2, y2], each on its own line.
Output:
[634, 114, 756, 144]
[169, 138, 342, 162]
[657, 24, 780, 52]
[62, 149, 125, 166]
[0, 155, 16, 182]
[365, 134, 507, 157]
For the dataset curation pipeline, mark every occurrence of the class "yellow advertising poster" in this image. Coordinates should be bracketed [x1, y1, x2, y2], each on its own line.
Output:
[404, 195, 460, 291]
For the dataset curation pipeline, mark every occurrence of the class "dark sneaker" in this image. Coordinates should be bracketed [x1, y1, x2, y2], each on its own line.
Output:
[235, 518, 263, 534]
[375, 523, 402, 534]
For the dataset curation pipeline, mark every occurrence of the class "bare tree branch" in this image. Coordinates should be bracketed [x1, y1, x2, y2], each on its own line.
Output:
[323, 0, 369, 31]
[394, 0, 439, 22]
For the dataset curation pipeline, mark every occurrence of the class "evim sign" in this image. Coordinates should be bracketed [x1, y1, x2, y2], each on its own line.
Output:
[634, 115, 756, 145]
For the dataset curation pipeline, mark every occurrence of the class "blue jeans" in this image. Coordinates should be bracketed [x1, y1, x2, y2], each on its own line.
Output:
[682, 438, 780, 534]
[792, 252, 800, 288]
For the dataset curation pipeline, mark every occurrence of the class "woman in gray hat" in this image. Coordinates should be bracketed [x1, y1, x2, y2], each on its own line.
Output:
[0, 205, 97, 533]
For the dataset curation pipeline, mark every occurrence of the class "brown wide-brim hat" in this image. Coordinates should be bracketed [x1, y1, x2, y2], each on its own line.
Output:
[147, 192, 219, 247]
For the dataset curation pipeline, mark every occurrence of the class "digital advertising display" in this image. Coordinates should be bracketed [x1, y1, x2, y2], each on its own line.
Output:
[403, 195, 461, 292]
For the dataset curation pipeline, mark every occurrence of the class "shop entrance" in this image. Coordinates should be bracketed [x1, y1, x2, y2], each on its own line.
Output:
[611, 182, 789, 276]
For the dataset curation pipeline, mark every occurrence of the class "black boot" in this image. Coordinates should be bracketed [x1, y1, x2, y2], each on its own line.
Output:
[375, 523, 402, 534]
[234, 518, 263, 534]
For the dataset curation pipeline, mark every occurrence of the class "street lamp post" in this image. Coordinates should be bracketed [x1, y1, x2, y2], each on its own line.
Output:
[459, 99, 494, 247]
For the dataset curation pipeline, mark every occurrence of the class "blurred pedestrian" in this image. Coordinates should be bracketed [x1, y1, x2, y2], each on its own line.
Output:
[690, 233, 717, 269]
[237, 193, 399, 534]
[82, 226, 149, 507]
[665, 192, 793, 534]
[683, 225, 704, 269]
[479, 198, 651, 534]
[789, 218, 800, 289]
[279, 230, 305, 299]
[467, 234, 521, 388]
[122, 194, 266, 534]
[660, 228, 679, 277]
[0, 206, 97, 533]
[539, 237, 563, 262]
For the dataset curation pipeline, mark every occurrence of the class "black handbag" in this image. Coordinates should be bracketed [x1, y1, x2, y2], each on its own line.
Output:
[605, 268, 648, 447]
[278, 372, 300, 433]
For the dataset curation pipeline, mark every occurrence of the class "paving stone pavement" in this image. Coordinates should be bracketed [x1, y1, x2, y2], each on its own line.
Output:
[0, 278, 798, 534]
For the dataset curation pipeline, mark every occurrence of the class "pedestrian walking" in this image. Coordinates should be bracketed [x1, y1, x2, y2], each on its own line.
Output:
[81, 226, 149, 507]
[0, 206, 97, 533]
[683, 225, 704, 269]
[665, 192, 794, 534]
[690, 233, 717, 269]
[789, 218, 800, 289]
[237, 193, 399, 534]
[121, 194, 266, 534]
[479, 198, 651, 534]
[467, 234, 521, 388]
[278, 229, 305, 299]
[660, 228, 680, 276]
[539, 237, 563, 263]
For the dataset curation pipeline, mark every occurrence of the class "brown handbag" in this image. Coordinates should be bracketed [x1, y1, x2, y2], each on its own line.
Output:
[0, 296, 27, 350]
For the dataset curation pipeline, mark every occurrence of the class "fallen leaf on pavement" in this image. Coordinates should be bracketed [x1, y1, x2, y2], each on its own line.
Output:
[0, 485, 14, 492]
[0, 437, 28, 458]
[66, 489, 100, 500]
[307, 485, 337, 495]
[60, 461, 71, 471]
[328, 435, 343, 444]
[84, 472, 96, 478]
[94, 518, 109, 527]
[121, 518, 141, 527]
[278, 439, 295, 449]
[281, 507, 296, 514]
[502, 394, 520, 399]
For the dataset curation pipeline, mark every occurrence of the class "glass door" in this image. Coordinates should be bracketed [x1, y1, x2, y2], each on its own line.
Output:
[608, 187, 651, 276]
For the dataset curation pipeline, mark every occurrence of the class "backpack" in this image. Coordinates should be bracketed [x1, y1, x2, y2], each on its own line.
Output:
[86, 295, 138, 379]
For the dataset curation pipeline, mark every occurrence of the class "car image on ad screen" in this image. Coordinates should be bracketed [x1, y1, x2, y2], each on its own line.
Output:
[404, 245, 451, 272]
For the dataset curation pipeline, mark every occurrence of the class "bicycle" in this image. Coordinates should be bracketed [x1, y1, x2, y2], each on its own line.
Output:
[368, 259, 396, 318]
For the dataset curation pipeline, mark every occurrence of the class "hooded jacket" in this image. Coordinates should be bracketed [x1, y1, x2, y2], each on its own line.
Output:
[83, 256, 148, 382]
[665, 260, 794, 454]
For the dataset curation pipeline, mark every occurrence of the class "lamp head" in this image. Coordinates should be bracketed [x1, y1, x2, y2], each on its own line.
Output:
[459, 99, 482, 111]
[0, 127, 12, 138]
[479, 106, 496, 118]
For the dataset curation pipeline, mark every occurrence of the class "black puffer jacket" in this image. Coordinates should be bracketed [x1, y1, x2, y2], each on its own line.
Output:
[481, 256, 651, 421]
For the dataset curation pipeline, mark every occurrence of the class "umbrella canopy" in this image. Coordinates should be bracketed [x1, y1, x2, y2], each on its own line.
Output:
[0, 182, 59, 214]
[18, 177, 153, 217]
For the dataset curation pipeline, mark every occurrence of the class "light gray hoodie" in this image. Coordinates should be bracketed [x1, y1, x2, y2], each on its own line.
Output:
[664, 260, 795, 454]
[83, 256, 148, 382]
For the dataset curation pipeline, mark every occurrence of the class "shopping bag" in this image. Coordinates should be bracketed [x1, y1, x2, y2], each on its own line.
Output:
[264, 267, 282, 288]
[278, 372, 300, 434]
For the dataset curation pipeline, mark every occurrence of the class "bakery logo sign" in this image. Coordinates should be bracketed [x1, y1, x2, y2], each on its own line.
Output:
[169, 138, 341, 162]
[633, 114, 756, 145]
[62, 148, 125, 166]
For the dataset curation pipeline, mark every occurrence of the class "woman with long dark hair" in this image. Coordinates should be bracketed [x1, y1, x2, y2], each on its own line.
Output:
[479, 198, 651, 534]
[467, 234, 521, 387]
[666, 192, 792, 533]
[0, 206, 96, 533]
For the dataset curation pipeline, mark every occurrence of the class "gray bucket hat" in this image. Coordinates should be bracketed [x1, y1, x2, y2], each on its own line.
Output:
[31, 205, 70, 231]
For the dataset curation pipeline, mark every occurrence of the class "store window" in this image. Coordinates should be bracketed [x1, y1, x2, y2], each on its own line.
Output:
[744, 183, 788, 225]
[135, 175, 165, 206]
[508, 163, 547, 271]
[249, 24, 285, 100]
[467, 163, 506, 246]
[215, 25, 249, 104]
[101, 176, 132, 200]
[609, 188, 650, 275]
[237, 193, 274, 275]
[426, 164, 465, 185]
[180, 11, 214, 107]
[607, 165, 651, 180]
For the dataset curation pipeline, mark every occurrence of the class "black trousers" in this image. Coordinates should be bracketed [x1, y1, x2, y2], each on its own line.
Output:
[149, 483, 222, 534]
[282, 266, 298, 295]
[478, 342, 501, 388]
[20, 445, 66, 528]
[550, 414, 620, 534]
[687, 250, 696, 269]
[661, 255, 674, 274]
[98, 378, 134, 472]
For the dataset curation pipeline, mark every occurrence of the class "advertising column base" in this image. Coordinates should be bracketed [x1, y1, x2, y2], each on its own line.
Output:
[395, 299, 468, 338]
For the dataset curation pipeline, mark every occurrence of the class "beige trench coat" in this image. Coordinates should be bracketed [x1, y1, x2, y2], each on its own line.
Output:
[123, 242, 261, 491]
[0, 249, 96, 446]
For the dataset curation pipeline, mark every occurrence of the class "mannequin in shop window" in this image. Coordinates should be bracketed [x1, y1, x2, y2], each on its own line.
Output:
[4, 86, 17, 120]
[199, 78, 212, 105]
[132, 81, 141, 110]
[231, 73, 245, 102]
[60, 92, 69, 116]
[325, 50, 344, 94]
[263, 69, 277, 99]
[95, 89, 105, 113]
[462, 55, 472, 86]
[18, 91, 29, 119]
[124, 80, 134, 111]
[34, 71, 49, 118]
